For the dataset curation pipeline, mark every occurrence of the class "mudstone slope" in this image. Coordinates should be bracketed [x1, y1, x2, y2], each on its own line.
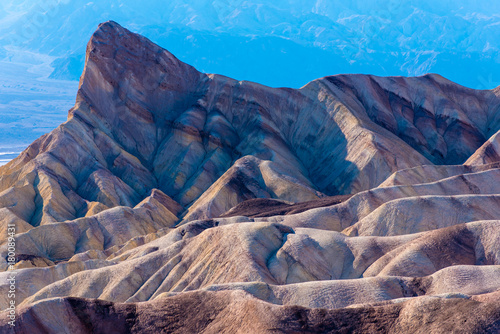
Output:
[0, 21, 499, 333]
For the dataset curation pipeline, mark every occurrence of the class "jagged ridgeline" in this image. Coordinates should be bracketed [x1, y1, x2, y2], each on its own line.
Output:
[0, 21, 499, 333]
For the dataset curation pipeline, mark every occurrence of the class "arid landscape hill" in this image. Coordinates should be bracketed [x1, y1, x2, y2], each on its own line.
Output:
[0, 21, 499, 333]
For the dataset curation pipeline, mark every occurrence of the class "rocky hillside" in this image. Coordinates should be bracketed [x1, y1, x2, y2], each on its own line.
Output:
[0, 21, 499, 333]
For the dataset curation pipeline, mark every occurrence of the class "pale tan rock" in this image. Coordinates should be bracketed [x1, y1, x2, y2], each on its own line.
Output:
[13, 255, 55, 270]
[0, 183, 35, 225]
[196, 265, 500, 309]
[466, 129, 500, 165]
[6, 221, 495, 310]
[0, 190, 179, 269]
[379, 162, 500, 187]
[268, 167, 500, 232]
[0, 208, 33, 243]
[363, 221, 500, 277]
[344, 195, 500, 236]
[0, 259, 112, 310]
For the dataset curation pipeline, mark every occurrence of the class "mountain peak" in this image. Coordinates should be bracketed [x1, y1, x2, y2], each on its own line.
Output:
[98, 20, 122, 29]
[90, 20, 150, 49]
[75, 21, 202, 162]
[80, 20, 200, 94]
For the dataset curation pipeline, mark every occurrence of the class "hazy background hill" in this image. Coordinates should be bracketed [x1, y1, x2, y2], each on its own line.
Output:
[2, 0, 500, 86]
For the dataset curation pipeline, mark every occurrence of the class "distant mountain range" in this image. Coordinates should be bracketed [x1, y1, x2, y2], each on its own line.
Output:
[0, 22, 499, 332]
[1, 0, 499, 88]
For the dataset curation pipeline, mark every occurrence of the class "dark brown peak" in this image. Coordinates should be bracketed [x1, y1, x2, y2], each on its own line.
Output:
[93, 20, 135, 43]
[81, 20, 195, 84]
[86, 20, 189, 70]
[77, 19, 201, 119]
[419, 72, 463, 87]
[86, 20, 148, 58]
[421, 73, 446, 81]
[73, 21, 203, 170]
[85, 21, 128, 55]
[97, 20, 122, 30]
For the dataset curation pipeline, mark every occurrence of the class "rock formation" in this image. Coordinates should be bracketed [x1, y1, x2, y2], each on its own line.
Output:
[0, 21, 499, 333]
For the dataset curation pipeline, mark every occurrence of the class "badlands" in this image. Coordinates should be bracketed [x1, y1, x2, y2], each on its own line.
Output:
[0, 21, 499, 333]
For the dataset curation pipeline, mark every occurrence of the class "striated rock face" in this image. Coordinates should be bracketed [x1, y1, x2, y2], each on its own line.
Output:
[1, 21, 500, 332]
[466, 129, 500, 165]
